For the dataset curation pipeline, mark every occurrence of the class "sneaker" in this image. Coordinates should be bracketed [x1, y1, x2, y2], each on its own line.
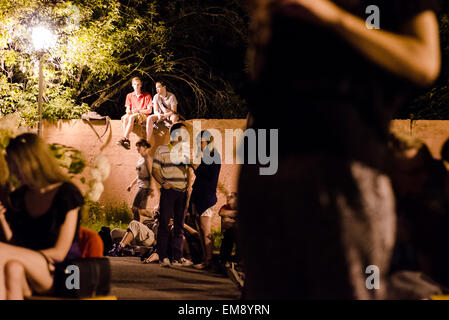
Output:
[193, 262, 212, 270]
[172, 258, 193, 267]
[160, 258, 171, 267]
[107, 243, 123, 257]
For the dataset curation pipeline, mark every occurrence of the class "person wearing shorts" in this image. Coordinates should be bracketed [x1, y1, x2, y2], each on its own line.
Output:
[117, 77, 153, 150]
[127, 139, 153, 221]
[146, 81, 179, 143]
[189, 130, 221, 269]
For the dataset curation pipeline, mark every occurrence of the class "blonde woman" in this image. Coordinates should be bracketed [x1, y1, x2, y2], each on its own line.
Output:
[0, 133, 83, 300]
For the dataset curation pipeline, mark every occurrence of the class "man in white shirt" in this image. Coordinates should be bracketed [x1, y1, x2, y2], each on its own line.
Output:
[146, 81, 179, 143]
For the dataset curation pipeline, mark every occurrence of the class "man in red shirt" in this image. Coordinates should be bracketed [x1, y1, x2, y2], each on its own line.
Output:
[117, 77, 153, 149]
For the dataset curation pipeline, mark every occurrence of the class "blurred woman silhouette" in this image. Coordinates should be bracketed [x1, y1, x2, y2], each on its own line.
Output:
[239, 0, 441, 299]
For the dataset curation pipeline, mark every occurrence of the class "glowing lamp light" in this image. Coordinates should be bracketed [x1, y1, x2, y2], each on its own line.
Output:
[31, 26, 56, 51]
[31, 26, 57, 136]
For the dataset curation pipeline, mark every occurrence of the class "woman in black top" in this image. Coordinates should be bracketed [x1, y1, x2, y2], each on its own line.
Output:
[239, 0, 441, 299]
[189, 130, 221, 269]
[0, 133, 83, 300]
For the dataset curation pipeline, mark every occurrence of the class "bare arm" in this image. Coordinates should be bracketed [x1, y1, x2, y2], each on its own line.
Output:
[336, 10, 441, 87]
[0, 202, 12, 242]
[152, 166, 171, 189]
[184, 223, 199, 236]
[41, 208, 79, 262]
[184, 167, 193, 213]
[127, 177, 138, 192]
[280, 0, 441, 87]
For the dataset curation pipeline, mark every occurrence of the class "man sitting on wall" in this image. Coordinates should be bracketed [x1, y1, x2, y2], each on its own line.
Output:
[117, 76, 153, 150]
[145, 81, 179, 143]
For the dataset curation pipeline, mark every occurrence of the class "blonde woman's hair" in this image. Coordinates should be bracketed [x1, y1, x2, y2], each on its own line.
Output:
[5, 133, 69, 189]
[0, 152, 8, 187]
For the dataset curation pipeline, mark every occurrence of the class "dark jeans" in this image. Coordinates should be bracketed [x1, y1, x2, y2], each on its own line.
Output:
[219, 225, 238, 263]
[157, 188, 187, 261]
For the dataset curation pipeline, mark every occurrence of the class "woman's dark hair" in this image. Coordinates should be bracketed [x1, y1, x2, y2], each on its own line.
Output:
[196, 130, 214, 155]
[136, 139, 151, 149]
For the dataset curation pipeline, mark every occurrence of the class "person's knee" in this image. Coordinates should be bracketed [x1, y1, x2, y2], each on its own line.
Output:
[5, 261, 25, 285]
[128, 220, 141, 234]
[147, 116, 156, 125]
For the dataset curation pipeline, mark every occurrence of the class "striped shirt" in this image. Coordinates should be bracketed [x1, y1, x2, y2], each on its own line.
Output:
[152, 143, 188, 191]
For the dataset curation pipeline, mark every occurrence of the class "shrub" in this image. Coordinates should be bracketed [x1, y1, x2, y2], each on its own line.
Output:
[82, 200, 132, 232]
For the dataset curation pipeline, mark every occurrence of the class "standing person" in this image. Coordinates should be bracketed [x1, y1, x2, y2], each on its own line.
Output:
[218, 192, 239, 266]
[127, 139, 153, 222]
[152, 122, 192, 267]
[188, 130, 221, 270]
[0, 133, 83, 300]
[117, 77, 153, 150]
[146, 81, 179, 143]
[239, 0, 441, 299]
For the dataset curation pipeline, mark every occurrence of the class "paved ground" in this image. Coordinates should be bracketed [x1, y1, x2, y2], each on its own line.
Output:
[109, 257, 242, 300]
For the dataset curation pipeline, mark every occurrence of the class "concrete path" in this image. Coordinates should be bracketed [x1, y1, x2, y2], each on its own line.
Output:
[109, 257, 241, 300]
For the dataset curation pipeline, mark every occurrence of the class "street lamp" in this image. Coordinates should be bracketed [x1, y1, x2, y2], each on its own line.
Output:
[31, 26, 56, 136]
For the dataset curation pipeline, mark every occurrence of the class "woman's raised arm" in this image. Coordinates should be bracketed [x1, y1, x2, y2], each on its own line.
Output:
[279, 0, 441, 87]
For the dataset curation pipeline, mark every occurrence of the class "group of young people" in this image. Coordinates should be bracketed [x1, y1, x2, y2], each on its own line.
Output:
[117, 77, 179, 150]
[118, 120, 239, 270]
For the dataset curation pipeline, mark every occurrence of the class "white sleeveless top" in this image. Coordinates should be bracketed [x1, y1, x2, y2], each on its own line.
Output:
[136, 156, 151, 189]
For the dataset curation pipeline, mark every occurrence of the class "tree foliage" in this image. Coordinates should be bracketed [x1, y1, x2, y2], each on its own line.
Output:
[0, 0, 248, 125]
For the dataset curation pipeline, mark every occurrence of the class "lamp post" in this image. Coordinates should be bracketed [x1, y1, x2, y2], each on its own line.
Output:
[31, 26, 56, 136]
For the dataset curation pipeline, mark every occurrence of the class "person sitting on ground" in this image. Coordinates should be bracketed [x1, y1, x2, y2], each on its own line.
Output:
[218, 192, 239, 267]
[145, 81, 179, 143]
[117, 76, 153, 150]
[0, 133, 84, 300]
[143, 215, 195, 266]
[109, 218, 156, 256]
[127, 139, 153, 221]
[188, 130, 221, 270]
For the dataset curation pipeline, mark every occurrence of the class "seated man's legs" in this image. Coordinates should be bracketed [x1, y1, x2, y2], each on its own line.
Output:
[109, 220, 154, 255]
[161, 112, 177, 124]
[128, 220, 155, 247]
[110, 228, 128, 243]
[146, 114, 160, 143]
[124, 113, 139, 140]
[117, 114, 134, 149]
[169, 113, 178, 123]
[121, 114, 129, 133]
